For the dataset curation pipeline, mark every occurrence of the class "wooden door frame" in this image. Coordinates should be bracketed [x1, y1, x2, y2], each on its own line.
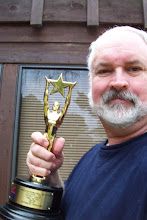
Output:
[0, 64, 18, 204]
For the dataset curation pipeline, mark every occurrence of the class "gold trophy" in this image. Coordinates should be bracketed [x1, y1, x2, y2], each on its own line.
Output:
[0, 74, 76, 220]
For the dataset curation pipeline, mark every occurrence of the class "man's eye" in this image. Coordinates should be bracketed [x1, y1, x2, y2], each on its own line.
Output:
[96, 69, 112, 75]
[127, 66, 143, 73]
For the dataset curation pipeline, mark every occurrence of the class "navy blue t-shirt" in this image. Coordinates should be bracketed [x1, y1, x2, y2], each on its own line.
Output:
[61, 133, 147, 220]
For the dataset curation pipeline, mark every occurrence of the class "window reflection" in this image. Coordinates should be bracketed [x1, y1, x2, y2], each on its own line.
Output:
[16, 67, 106, 180]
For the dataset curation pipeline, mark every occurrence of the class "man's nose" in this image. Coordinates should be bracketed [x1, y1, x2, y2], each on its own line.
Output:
[109, 67, 129, 91]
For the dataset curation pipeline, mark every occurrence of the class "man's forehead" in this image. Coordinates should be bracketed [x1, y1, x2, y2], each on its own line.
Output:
[88, 29, 147, 71]
[92, 44, 147, 69]
[97, 30, 146, 48]
[92, 30, 147, 62]
[94, 60, 144, 68]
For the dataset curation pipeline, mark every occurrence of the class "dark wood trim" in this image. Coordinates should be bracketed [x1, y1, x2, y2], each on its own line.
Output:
[0, 0, 144, 25]
[87, 0, 99, 26]
[143, 0, 147, 29]
[0, 64, 18, 204]
[0, 23, 106, 43]
[0, 43, 89, 65]
[30, 0, 44, 26]
[0, 65, 2, 100]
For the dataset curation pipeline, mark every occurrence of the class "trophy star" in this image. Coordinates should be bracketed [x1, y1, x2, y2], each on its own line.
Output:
[50, 73, 70, 97]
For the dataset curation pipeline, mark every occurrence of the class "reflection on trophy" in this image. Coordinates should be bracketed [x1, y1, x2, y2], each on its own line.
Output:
[0, 74, 76, 220]
[44, 74, 76, 151]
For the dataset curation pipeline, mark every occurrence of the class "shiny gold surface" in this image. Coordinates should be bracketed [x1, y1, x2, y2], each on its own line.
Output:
[31, 74, 76, 184]
[44, 73, 76, 151]
[31, 175, 46, 184]
[9, 183, 53, 210]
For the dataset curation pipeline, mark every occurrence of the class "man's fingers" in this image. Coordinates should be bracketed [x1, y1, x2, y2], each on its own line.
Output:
[27, 162, 50, 177]
[31, 131, 49, 148]
[27, 149, 61, 176]
[30, 143, 55, 161]
[52, 137, 65, 157]
[27, 150, 54, 168]
[27, 134, 65, 176]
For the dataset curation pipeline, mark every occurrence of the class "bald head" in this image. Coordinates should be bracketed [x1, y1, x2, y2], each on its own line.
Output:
[88, 26, 147, 74]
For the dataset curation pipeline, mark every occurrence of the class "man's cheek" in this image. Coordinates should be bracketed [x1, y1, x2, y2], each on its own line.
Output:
[92, 88, 100, 104]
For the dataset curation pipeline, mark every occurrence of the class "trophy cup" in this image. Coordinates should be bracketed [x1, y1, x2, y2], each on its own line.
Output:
[0, 74, 76, 220]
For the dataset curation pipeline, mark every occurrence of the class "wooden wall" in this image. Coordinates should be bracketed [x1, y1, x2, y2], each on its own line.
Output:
[0, 0, 144, 25]
[0, 0, 146, 204]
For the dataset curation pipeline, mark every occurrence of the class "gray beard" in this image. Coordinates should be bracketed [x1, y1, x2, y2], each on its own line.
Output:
[89, 90, 147, 128]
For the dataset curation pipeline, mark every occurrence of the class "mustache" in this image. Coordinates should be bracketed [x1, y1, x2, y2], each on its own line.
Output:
[102, 89, 139, 105]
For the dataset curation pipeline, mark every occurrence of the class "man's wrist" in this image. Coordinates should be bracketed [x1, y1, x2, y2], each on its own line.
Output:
[46, 171, 64, 188]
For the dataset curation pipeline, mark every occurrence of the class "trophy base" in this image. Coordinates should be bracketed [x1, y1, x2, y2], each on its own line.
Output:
[0, 203, 63, 220]
[0, 176, 64, 220]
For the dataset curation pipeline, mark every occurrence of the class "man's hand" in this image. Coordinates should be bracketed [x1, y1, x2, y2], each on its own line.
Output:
[26, 132, 65, 178]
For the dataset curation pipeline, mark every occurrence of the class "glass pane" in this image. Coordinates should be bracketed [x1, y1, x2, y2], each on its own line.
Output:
[0, 64, 2, 75]
[16, 67, 106, 180]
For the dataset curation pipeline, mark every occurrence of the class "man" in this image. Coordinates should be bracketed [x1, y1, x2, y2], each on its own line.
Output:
[27, 26, 147, 219]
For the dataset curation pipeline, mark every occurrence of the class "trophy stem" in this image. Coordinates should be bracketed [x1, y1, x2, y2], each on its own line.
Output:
[31, 175, 47, 184]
